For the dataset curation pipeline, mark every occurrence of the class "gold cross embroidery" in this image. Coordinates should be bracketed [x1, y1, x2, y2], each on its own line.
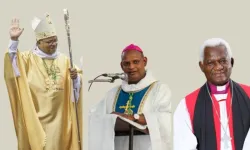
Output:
[46, 14, 52, 24]
[119, 93, 135, 115]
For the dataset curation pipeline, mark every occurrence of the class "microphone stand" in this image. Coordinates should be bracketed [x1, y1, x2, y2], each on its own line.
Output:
[88, 79, 115, 83]
[88, 74, 138, 150]
[88, 74, 122, 91]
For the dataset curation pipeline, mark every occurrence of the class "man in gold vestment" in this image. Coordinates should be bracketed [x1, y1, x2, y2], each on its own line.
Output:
[4, 13, 83, 150]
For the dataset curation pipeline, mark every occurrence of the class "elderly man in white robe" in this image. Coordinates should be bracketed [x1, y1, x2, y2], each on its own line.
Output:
[174, 38, 250, 150]
[88, 44, 172, 150]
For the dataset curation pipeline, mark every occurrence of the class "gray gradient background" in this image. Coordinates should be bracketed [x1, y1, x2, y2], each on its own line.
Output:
[1, 0, 250, 149]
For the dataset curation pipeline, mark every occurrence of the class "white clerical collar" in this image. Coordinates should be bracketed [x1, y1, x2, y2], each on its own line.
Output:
[121, 70, 157, 92]
[217, 85, 226, 91]
[32, 46, 59, 59]
[214, 93, 228, 101]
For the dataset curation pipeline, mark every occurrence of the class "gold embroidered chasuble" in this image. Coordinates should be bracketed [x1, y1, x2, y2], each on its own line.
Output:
[4, 50, 83, 150]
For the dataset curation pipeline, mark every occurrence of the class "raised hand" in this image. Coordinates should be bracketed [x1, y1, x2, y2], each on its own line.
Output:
[9, 18, 24, 41]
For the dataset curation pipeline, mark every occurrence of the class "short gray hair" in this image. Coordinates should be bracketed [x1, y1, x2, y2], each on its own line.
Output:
[200, 38, 232, 62]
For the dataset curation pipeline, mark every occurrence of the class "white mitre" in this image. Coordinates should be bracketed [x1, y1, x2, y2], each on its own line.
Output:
[31, 13, 57, 41]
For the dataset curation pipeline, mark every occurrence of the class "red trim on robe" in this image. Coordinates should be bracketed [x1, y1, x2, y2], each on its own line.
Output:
[185, 87, 236, 150]
[225, 89, 235, 150]
[211, 94, 222, 150]
[239, 84, 250, 98]
[185, 88, 200, 133]
[185, 83, 250, 150]
[211, 90, 234, 150]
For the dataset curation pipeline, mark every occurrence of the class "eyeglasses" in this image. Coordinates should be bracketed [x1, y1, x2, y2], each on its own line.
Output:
[42, 39, 58, 46]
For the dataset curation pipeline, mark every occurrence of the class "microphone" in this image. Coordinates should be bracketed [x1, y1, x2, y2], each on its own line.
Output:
[88, 73, 125, 91]
[102, 73, 125, 80]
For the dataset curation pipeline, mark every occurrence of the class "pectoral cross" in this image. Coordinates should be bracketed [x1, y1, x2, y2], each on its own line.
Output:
[119, 94, 135, 115]
[221, 132, 231, 149]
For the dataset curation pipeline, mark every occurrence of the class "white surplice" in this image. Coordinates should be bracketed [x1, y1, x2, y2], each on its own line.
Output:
[88, 70, 172, 150]
[243, 129, 250, 150]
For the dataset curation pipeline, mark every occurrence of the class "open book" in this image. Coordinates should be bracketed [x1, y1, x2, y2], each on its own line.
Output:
[114, 115, 149, 135]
